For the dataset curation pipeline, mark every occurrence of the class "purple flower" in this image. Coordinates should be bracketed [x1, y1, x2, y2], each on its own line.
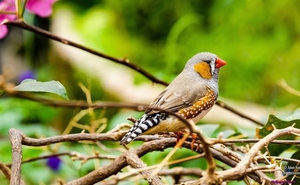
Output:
[46, 156, 62, 172]
[0, 0, 56, 39]
[19, 70, 36, 83]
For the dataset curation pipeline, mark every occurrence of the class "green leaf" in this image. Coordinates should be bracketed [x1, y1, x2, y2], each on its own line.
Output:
[14, 79, 69, 100]
[256, 114, 300, 156]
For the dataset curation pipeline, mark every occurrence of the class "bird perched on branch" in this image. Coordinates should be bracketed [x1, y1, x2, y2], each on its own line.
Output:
[120, 52, 226, 145]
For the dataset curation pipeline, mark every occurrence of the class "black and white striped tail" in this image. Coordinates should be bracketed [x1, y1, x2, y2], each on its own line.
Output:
[120, 113, 168, 145]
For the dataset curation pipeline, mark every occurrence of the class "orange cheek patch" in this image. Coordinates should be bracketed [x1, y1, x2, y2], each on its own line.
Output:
[193, 62, 212, 79]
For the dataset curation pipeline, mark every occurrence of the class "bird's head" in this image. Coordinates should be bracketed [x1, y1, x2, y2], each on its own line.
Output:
[185, 52, 226, 80]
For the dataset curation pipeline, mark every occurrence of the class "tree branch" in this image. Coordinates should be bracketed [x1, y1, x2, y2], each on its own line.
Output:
[8, 129, 24, 185]
[218, 126, 300, 182]
[7, 128, 275, 184]
[0, 161, 11, 181]
[21, 131, 126, 146]
[126, 150, 163, 185]
[215, 100, 264, 126]
[5, 152, 116, 168]
[3, 20, 168, 86]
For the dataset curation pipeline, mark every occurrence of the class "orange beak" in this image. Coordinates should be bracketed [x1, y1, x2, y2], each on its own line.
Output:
[216, 58, 227, 68]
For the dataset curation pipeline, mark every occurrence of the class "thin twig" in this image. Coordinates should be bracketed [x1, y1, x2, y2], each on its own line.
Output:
[210, 138, 300, 145]
[219, 126, 300, 181]
[66, 139, 176, 185]
[3, 20, 168, 86]
[119, 152, 207, 181]
[6, 90, 149, 111]
[158, 167, 203, 177]
[0, 161, 11, 181]
[126, 150, 163, 185]
[21, 131, 126, 146]
[216, 100, 264, 126]
[5, 152, 116, 168]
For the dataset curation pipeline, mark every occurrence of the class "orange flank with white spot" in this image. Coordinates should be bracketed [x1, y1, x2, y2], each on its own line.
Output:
[178, 87, 216, 120]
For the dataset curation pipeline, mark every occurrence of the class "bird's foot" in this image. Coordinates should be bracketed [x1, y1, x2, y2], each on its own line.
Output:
[174, 131, 184, 143]
[174, 131, 199, 151]
[190, 133, 200, 151]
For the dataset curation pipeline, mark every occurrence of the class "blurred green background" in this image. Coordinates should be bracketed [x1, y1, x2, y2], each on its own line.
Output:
[1, 0, 300, 184]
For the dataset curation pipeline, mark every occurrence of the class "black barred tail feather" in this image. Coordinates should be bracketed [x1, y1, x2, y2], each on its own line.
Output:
[119, 113, 168, 145]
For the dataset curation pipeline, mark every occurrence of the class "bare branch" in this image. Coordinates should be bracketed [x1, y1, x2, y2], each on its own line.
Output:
[159, 167, 203, 177]
[3, 20, 168, 86]
[66, 139, 176, 185]
[219, 126, 300, 181]
[21, 131, 126, 146]
[8, 129, 24, 185]
[0, 161, 11, 181]
[7, 128, 274, 184]
[126, 150, 163, 185]
[5, 152, 116, 168]
[215, 100, 264, 126]
[210, 138, 300, 145]
[6, 84, 264, 127]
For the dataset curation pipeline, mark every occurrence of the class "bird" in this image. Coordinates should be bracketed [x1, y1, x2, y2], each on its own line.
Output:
[120, 52, 226, 145]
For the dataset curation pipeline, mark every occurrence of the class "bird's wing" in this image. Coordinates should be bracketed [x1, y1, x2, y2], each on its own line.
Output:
[147, 79, 208, 113]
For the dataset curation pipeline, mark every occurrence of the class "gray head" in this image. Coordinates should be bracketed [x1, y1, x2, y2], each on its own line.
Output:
[184, 52, 226, 79]
[181, 52, 226, 94]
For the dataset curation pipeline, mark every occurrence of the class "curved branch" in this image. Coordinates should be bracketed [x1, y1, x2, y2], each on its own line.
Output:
[219, 126, 300, 181]
[66, 139, 174, 185]
[21, 131, 126, 146]
[0, 161, 11, 182]
[126, 150, 163, 185]
[3, 20, 168, 86]
[9, 128, 268, 184]
[216, 100, 264, 126]
[5, 152, 116, 168]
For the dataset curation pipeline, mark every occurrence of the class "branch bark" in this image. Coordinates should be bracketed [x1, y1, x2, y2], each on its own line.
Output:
[3, 20, 168, 86]
[9, 129, 24, 185]
[126, 150, 163, 185]
[66, 139, 176, 185]
[0, 161, 11, 181]
[10, 127, 298, 184]
[218, 126, 300, 182]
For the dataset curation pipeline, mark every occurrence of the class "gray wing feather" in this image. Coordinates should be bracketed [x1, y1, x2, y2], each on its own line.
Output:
[147, 75, 208, 113]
